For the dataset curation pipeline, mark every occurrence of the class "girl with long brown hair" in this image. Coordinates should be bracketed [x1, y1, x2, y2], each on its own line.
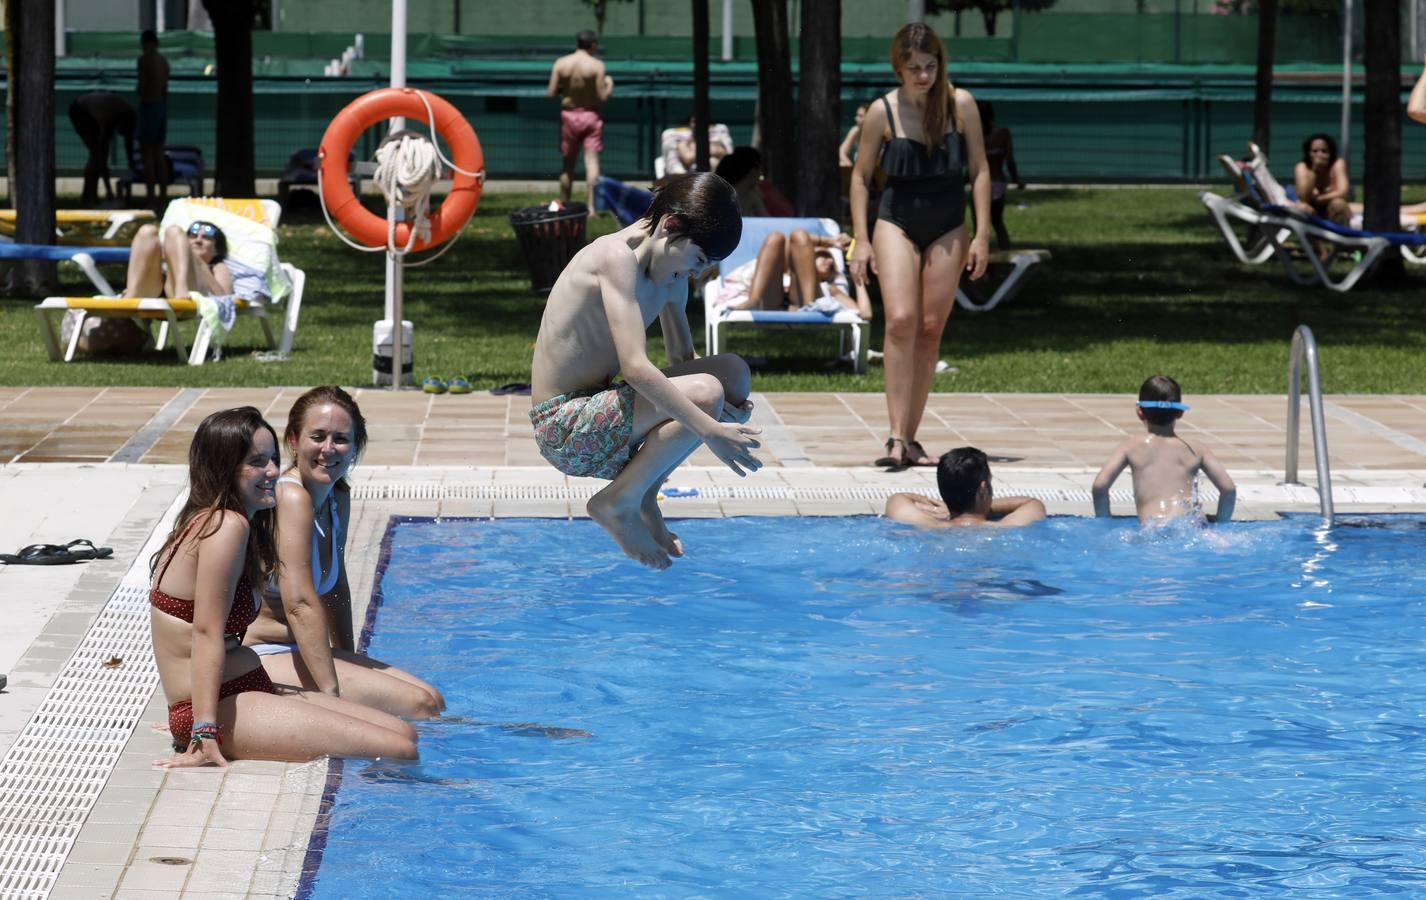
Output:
[848, 23, 991, 469]
[150, 406, 417, 767]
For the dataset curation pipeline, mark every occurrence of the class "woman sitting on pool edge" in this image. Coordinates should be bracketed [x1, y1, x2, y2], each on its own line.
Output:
[151, 406, 417, 766]
[245, 386, 446, 719]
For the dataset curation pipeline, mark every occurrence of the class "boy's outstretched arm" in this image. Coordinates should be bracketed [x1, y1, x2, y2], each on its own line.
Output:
[601, 253, 760, 475]
[1200, 449, 1236, 523]
[1091, 445, 1129, 517]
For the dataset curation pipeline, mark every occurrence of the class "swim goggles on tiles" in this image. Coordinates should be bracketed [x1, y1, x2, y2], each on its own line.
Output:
[1137, 400, 1190, 411]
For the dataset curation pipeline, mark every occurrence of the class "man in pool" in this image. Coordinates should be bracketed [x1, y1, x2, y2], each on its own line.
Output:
[529, 173, 762, 570]
[885, 446, 1045, 528]
[1091, 374, 1237, 525]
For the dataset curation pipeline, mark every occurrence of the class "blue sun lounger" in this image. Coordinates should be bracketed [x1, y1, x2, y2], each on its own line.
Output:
[703, 216, 871, 374]
[0, 242, 130, 294]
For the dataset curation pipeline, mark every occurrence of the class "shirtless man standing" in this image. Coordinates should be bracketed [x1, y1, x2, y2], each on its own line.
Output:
[548, 30, 615, 214]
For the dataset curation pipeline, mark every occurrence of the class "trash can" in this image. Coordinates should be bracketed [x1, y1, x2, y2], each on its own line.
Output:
[508, 202, 588, 294]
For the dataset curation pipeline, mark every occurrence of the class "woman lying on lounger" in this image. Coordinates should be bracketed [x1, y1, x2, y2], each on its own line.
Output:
[718, 229, 872, 320]
[150, 406, 417, 767]
[124, 219, 233, 299]
[244, 386, 446, 719]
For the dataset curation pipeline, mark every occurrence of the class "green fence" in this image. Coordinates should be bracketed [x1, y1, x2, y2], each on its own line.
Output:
[12, 61, 1426, 186]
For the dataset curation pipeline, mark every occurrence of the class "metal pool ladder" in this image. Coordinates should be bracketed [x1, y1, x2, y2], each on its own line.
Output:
[1284, 324, 1334, 524]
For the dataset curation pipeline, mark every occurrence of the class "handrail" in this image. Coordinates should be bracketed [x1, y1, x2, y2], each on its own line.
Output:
[1284, 325, 1334, 523]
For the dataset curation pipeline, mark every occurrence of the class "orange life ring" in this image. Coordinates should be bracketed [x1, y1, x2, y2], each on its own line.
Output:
[318, 88, 484, 252]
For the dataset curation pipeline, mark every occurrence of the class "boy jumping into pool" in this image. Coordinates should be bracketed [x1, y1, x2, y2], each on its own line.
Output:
[885, 446, 1045, 529]
[1091, 375, 1237, 525]
[530, 172, 761, 570]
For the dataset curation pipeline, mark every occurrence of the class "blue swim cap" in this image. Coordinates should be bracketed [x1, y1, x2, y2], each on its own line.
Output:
[1137, 400, 1190, 411]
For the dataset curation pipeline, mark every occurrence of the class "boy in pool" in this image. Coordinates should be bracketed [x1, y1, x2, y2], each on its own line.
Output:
[530, 173, 762, 570]
[885, 446, 1045, 528]
[1091, 375, 1237, 525]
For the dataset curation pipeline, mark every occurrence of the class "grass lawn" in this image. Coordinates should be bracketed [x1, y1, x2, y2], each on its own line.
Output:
[2, 186, 1424, 393]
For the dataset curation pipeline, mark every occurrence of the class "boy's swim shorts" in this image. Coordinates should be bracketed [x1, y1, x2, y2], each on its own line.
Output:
[529, 382, 638, 480]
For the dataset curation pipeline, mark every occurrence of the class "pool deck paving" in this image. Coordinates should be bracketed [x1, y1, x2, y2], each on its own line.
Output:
[2, 386, 1425, 897]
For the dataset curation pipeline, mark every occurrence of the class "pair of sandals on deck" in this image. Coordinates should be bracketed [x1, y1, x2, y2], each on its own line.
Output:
[0, 539, 113, 566]
[875, 437, 937, 471]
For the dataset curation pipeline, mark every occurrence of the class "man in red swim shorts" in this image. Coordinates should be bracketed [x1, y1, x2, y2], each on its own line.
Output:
[548, 30, 614, 214]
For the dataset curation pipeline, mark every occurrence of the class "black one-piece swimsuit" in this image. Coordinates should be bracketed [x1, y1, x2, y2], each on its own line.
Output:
[876, 95, 967, 251]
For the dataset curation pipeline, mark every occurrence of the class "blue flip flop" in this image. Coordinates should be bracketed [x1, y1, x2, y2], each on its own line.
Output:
[422, 376, 448, 395]
[447, 376, 473, 395]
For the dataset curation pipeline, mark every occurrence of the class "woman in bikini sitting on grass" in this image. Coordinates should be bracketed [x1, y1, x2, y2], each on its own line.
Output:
[151, 406, 416, 766]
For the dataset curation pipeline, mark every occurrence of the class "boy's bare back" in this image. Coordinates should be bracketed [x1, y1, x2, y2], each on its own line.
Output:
[553, 51, 608, 111]
[1094, 433, 1236, 523]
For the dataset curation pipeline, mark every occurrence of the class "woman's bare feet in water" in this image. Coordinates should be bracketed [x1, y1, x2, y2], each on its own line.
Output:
[588, 488, 671, 570]
[641, 490, 684, 558]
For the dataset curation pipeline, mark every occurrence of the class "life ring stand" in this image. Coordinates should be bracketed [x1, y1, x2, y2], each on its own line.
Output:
[318, 88, 484, 253]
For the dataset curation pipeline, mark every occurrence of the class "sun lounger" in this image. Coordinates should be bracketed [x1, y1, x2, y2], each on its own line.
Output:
[0, 208, 153, 244]
[35, 262, 304, 365]
[954, 249, 1051, 312]
[0, 242, 130, 294]
[33, 197, 303, 364]
[704, 216, 870, 374]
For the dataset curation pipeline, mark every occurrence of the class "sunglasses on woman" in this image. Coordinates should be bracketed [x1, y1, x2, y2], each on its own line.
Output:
[187, 222, 219, 239]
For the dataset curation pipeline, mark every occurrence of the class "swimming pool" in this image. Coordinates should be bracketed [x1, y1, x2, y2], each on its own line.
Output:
[300, 515, 1426, 896]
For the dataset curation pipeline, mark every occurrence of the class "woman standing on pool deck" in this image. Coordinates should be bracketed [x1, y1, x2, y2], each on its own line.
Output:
[245, 386, 445, 719]
[849, 23, 990, 469]
[151, 407, 416, 766]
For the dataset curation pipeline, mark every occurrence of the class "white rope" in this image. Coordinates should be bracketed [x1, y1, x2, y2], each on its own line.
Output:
[374, 133, 441, 255]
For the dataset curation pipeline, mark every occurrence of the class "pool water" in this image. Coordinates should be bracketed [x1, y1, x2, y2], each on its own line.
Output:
[302, 515, 1426, 897]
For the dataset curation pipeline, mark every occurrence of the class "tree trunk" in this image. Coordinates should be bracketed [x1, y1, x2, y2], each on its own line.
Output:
[4, 0, 16, 209]
[9, 0, 57, 295]
[750, 0, 797, 205]
[1251, 0, 1277, 153]
[796, 0, 840, 217]
[694, 0, 712, 172]
[1362, 0, 1402, 278]
[204, 0, 257, 196]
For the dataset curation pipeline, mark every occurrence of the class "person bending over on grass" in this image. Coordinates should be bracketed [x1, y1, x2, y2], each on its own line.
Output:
[1091, 375, 1237, 526]
[150, 407, 417, 767]
[885, 446, 1045, 528]
[529, 173, 762, 570]
[246, 386, 446, 719]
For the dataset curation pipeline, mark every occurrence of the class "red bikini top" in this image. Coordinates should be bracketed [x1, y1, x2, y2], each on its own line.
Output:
[149, 521, 260, 641]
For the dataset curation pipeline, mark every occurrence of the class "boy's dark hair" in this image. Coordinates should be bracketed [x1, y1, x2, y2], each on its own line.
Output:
[1301, 132, 1338, 166]
[141, 29, 159, 46]
[1139, 374, 1183, 426]
[936, 446, 990, 516]
[714, 146, 761, 187]
[977, 99, 996, 129]
[576, 30, 597, 50]
[642, 172, 742, 261]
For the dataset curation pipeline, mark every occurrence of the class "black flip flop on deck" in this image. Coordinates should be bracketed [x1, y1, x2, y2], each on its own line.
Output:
[0, 540, 113, 565]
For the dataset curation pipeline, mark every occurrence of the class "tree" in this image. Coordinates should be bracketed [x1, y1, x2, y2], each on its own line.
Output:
[1361, 0, 1402, 277]
[203, 0, 257, 196]
[796, 0, 840, 217]
[5, 0, 57, 294]
[926, 0, 1057, 38]
[579, 0, 634, 35]
[750, 0, 796, 203]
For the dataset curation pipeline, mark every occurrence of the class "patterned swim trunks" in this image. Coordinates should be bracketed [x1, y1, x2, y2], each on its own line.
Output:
[529, 382, 639, 480]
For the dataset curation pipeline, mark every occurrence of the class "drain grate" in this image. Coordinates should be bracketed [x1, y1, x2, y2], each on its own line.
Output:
[0, 585, 160, 899]
[351, 481, 1142, 505]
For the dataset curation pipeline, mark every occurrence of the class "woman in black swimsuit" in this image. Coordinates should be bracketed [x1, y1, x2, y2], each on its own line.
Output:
[849, 24, 991, 469]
